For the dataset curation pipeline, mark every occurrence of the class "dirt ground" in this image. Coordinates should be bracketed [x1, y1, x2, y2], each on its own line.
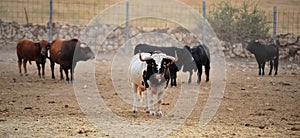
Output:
[0, 47, 299, 137]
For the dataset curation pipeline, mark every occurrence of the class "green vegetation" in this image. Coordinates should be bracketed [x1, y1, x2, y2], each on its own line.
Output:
[207, 0, 270, 43]
[277, 81, 291, 86]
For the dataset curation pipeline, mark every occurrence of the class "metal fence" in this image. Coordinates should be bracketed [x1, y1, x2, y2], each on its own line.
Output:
[0, 0, 299, 35]
[265, 8, 300, 35]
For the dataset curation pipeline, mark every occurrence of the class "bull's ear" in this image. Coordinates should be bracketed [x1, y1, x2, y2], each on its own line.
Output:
[163, 58, 173, 64]
[72, 38, 79, 43]
[184, 45, 191, 52]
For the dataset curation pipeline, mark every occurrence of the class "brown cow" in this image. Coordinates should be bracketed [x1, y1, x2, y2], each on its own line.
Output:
[49, 38, 95, 82]
[16, 39, 49, 78]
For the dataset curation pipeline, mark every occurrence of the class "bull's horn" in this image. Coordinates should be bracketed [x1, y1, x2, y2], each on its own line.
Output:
[80, 43, 88, 48]
[139, 53, 152, 62]
[174, 51, 178, 62]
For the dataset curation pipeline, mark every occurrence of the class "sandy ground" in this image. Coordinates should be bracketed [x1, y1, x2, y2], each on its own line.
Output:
[0, 47, 299, 137]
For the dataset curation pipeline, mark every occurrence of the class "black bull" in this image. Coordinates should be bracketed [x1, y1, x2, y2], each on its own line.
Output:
[190, 44, 210, 83]
[134, 44, 195, 86]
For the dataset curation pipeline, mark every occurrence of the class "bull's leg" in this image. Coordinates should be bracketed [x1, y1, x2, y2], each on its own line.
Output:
[148, 89, 155, 116]
[170, 77, 174, 87]
[262, 62, 266, 76]
[18, 58, 22, 76]
[41, 63, 45, 78]
[258, 63, 262, 76]
[64, 68, 69, 82]
[70, 67, 74, 82]
[205, 64, 210, 82]
[274, 59, 278, 75]
[188, 71, 193, 84]
[170, 70, 177, 87]
[269, 60, 273, 76]
[23, 59, 28, 76]
[36, 62, 41, 78]
[157, 90, 165, 117]
[50, 59, 55, 79]
[60, 66, 64, 80]
[132, 83, 138, 113]
[197, 65, 203, 84]
[173, 72, 177, 87]
[144, 90, 149, 113]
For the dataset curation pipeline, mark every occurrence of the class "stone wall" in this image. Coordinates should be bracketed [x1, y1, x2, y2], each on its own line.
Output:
[0, 20, 299, 62]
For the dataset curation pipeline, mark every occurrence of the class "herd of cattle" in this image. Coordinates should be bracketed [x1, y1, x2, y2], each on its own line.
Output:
[17, 38, 95, 82]
[16, 37, 279, 116]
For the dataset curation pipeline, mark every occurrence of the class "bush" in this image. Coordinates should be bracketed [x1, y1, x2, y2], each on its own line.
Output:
[207, 0, 270, 44]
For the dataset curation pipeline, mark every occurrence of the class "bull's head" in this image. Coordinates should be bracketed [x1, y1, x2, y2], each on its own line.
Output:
[75, 42, 95, 61]
[246, 40, 260, 53]
[35, 40, 49, 57]
[140, 52, 177, 83]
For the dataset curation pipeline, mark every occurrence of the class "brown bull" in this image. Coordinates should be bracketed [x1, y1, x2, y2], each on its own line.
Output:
[49, 38, 95, 82]
[16, 39, 49, 78]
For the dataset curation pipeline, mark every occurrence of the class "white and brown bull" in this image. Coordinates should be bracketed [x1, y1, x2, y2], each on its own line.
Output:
[128, 51, 177, 116]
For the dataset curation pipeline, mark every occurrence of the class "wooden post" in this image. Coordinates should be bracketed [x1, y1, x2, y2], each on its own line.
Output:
[24, 8, 29, 25]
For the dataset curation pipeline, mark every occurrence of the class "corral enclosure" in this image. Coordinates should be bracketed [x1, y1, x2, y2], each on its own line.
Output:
[0, 0, 300, 137]
[0, 0, 300, 34]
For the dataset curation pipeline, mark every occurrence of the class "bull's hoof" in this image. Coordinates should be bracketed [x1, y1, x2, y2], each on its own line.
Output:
[145, 108, 150, 113]
[133, 110, 137, 113]
[149, 111, 155, 116]
[25, 73, 28, 76]
[157, 111, 163, 117]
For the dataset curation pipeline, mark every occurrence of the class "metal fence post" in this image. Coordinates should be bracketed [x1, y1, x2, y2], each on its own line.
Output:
[49, 0, 53, 42]
[273, 6, 277, 44]
[125, 0, 129, 54]
[202, 0, 206, 43]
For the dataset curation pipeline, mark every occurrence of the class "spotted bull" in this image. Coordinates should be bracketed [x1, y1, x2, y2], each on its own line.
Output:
[129, 51, 177, 116]
[134, 44, 193, 87]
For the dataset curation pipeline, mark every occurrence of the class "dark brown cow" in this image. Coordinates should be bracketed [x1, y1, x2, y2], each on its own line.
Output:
[16, 39, 49, 78]
[49, 38, 95, 82]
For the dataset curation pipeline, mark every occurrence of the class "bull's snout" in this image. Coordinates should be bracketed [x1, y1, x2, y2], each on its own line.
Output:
[41, 50, 46, 56]
[155, 74, 162, 81]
